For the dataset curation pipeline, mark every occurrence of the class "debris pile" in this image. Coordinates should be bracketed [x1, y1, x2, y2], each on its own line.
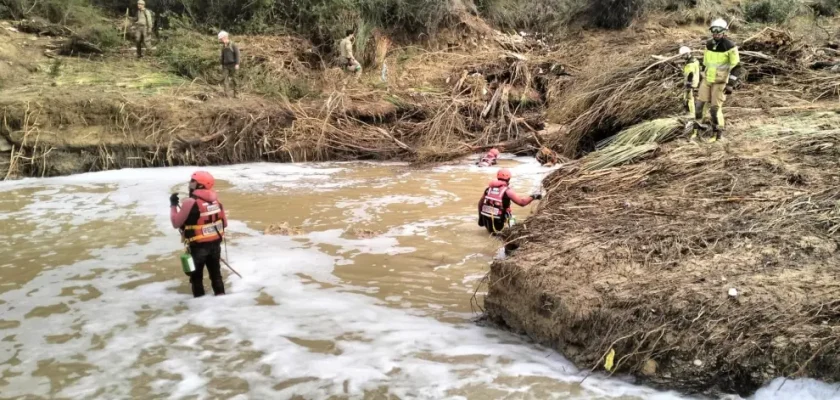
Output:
[487, 111, 840, 396]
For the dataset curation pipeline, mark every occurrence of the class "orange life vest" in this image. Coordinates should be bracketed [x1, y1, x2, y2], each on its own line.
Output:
[183, 198, 224, 244]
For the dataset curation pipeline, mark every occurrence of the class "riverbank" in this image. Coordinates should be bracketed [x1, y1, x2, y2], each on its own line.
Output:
[486, 110, 840, 397]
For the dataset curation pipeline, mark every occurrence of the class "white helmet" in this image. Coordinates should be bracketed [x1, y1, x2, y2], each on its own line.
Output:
[710, 18, 728, 31]
[218, 31, 229, 40]
[678, 46, 692, 56]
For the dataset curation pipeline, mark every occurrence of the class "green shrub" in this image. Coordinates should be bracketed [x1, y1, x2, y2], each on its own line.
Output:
[77, 23, 123, 50]
[91, 0, 456, 48]
[583, 0, 645, 29]
[808, 0, 840, 16]
[743, 0, 802, 23]
[155, 27, 218, 79]
[478, 0, 647, 32]
[476, 0, 574, 32]
[48, 58, 63, 77]
[157, 28, 314, 100]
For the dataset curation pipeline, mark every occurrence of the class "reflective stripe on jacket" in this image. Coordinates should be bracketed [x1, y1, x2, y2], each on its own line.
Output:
[183, 199, 225, 243]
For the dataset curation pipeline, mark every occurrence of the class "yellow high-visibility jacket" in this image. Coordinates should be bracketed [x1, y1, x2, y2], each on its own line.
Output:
[703, 38, 740, 84]
[684, 58, 700, 89]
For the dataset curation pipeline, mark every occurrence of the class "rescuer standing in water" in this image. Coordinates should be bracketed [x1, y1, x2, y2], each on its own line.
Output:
[477, 148, 500, 167]
[478, 168, 542, 234]
[170, 171, 228, 297]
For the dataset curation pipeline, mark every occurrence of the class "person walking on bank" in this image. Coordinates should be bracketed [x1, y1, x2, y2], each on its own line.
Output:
[478, 168, 542, 234]
[134, 0, 153, 58]
[339, 30, 362, 78]
[170, 171, 228, 298]
[679, 46, 700, 117]
[695, 19, 740, 143]
[218, 31, 240, 98]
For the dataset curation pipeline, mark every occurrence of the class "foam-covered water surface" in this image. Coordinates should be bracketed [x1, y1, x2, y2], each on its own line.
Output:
[1, 159, 837, 399]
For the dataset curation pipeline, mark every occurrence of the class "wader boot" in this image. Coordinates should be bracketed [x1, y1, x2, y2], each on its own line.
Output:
[691, 100, 706, 141]
[211, 278, 225, 296]
[709, 106, 723, 143]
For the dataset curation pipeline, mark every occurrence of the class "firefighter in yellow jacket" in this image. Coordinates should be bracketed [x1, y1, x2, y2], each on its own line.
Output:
[680, 46, 700, 116]
[695, 18, 740, 143]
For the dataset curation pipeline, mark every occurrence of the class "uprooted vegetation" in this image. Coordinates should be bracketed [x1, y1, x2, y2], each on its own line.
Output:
[543, 26, 840, 156]
[486, 111, 840, 396]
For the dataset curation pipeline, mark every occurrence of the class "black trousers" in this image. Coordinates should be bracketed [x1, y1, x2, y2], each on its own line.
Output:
[189, 241, 225, 297]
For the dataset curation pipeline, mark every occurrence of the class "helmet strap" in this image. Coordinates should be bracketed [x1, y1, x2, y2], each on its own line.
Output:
[188, 180, 204, 197]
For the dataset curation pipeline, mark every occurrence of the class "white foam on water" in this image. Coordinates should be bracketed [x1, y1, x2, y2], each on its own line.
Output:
[751, 378, 840, 400]
[307, 229, 415, 257]
[335, 194, 449, 223]
[383, 219, 453, 237]
[0, 162, 836, 400]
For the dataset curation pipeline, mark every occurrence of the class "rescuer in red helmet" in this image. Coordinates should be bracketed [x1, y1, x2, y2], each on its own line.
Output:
[170, 171, 228, 297]
[477, 148, 501, 167]
[478, 168, 542, 234]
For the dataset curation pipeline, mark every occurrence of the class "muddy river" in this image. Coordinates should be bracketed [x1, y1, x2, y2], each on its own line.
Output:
[0, 158, 837, 399]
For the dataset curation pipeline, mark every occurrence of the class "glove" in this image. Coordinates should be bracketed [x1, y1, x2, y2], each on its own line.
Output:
[684, 82, 693, 90]
[170, 193, 179, 207]
[725, 85, 734, 95]
[728, 75, 740, 89]
[531, 193, 543, 200]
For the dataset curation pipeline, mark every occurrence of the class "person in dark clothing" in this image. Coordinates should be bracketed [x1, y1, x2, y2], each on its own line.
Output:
[170, 171, 228, 297]
[478, 168, 542, 234]
[218, 31, 241, 98]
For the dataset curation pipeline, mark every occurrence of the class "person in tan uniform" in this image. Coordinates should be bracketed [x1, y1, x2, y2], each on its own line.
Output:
[134, 0, 153, 58]
[339, 30, 361, 78]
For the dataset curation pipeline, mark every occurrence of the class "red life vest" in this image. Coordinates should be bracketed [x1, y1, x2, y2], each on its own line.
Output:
[480, 185, 509, 220]
[477, 154, 497, 167]
[183, 197, 225, 244]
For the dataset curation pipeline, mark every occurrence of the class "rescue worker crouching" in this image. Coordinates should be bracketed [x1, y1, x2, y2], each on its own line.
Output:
[477, 148, 500, 167]
[339, 29, 362, 78]
[680, 46, 700, 116]
[695, 18, 741, 143]
[170, 171, 228, 298]
[478, 168, 542, 234]
[536, 146, 559, 167]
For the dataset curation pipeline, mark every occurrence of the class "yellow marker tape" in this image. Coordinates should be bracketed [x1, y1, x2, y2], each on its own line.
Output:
[604, 348, 616, 372]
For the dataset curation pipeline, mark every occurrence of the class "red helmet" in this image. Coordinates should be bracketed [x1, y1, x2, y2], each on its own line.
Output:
[489, 148, 500, 156]
[497, 168, 511, 181]
[191, 171, 215, 190]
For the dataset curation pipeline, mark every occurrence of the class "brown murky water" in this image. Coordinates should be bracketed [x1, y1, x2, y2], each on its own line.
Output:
[7, 160, 823, 399]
